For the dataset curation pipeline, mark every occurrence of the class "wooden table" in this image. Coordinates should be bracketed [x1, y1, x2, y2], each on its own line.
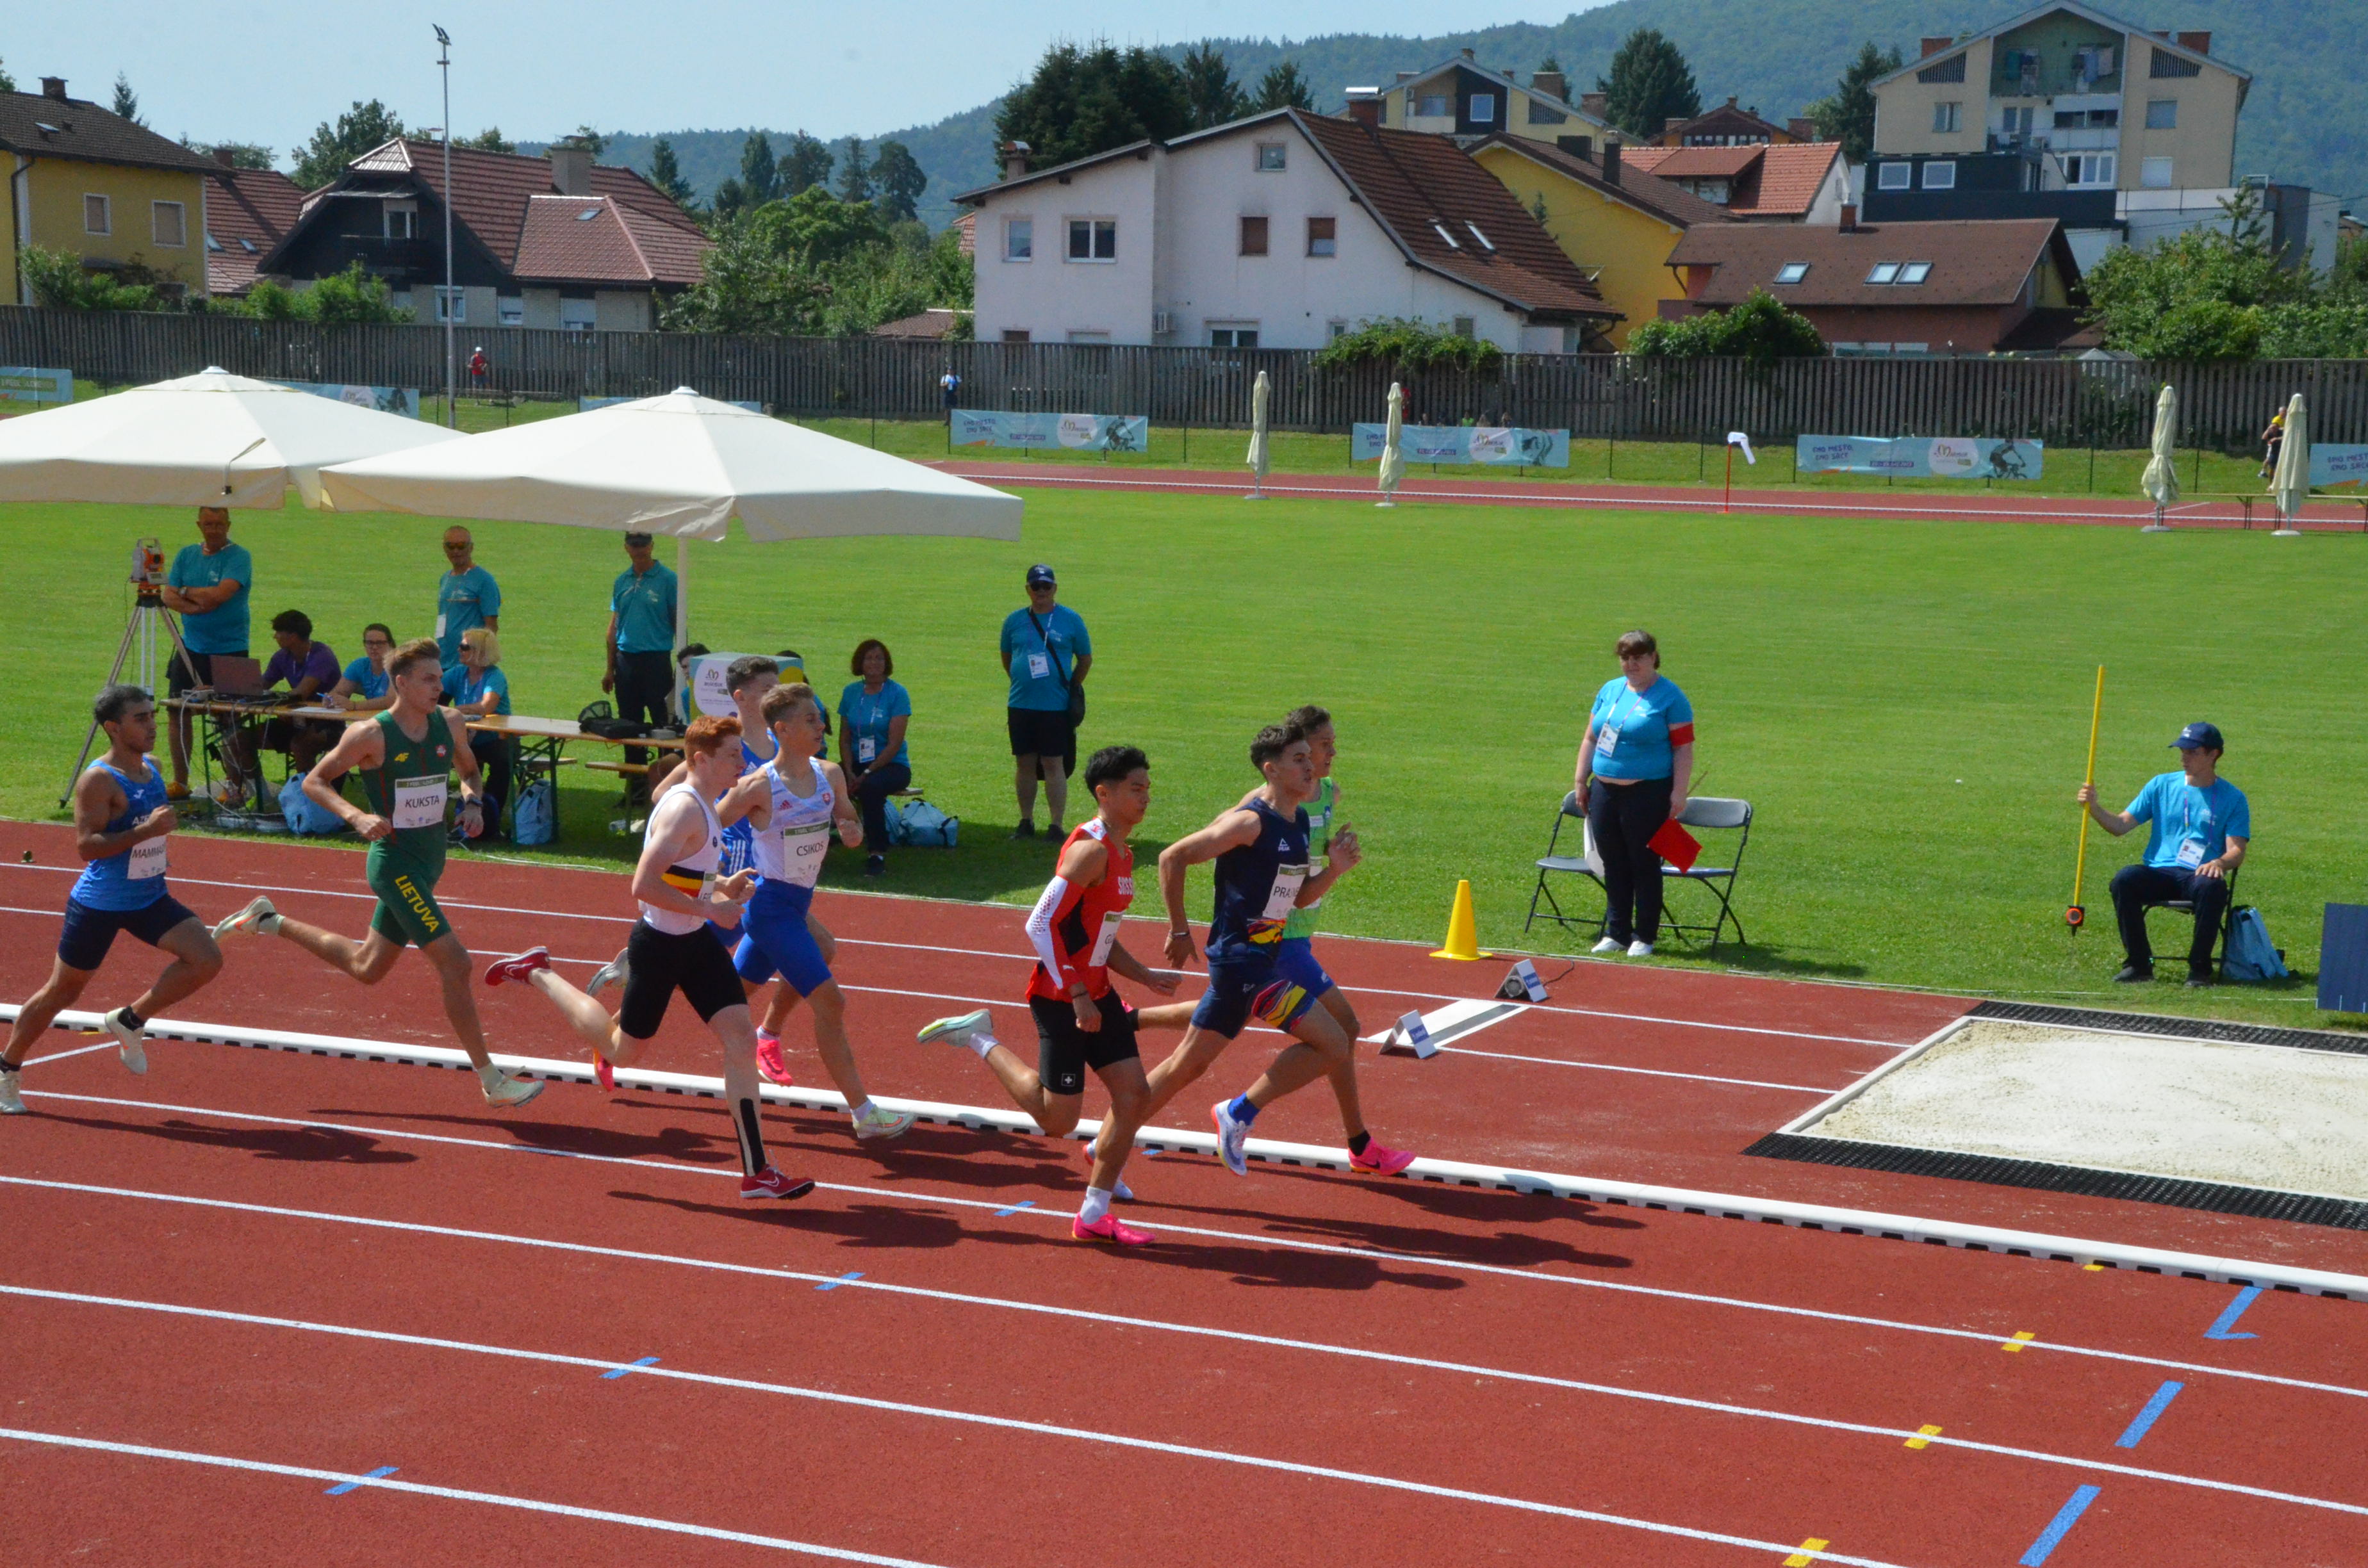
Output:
[462, 714, 686, 783]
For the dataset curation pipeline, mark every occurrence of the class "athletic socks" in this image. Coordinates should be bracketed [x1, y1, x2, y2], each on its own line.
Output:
[733, 1096, 768, 1178]
[967, 1031, 998, 1059]
[1079, 1186, 1114, 1225]
[1226, 1094, 1259, 1127]
[117, 1008, 145, 1031]
[1346, 1131, 1371, 1157]
[850, 1098, 875, 1123]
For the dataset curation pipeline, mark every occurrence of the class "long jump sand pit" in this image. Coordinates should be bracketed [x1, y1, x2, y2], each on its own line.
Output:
[1753, 1014, 2368, 1223]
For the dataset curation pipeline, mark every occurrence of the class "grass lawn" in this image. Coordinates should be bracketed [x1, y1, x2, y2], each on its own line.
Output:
[4, 481, 2361, 1028]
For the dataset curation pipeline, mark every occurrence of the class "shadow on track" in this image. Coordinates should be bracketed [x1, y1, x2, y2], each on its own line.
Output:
[31, 1111, 416, 1165]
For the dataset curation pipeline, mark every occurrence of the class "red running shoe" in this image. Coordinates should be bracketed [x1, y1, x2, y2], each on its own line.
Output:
[741, 1165, 815, 1200]
[482, 947, 550, 987]
[592, 1051, 616, 1093]
[1073, 1211, 1153, 1245]
[755, 1030, 793, 1087]
[1349, 1138, 1417, 1177]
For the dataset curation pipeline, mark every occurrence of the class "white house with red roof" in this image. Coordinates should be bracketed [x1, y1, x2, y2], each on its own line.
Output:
[262, 138, 709, 331]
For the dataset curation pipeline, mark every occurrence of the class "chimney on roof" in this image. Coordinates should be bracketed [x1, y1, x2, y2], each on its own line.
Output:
[1839, 203, 1858, 231]
[1663, 117, 1686, 134]
[1002, 140, 1031, 181]
[1921, 37, 1954, 57]
[1395, 70, 1416, 82]
[1603, 139, 1622, 185]
[1726, 96, 1738, 109]
[1579, 91, 1608, 119]
[211, 147, 236, 168]
[1533, 69, 1565, 101]
[548, 139, 594, 196]
[2176, 29, 2212, 54]
[1558, 135, 1594, 160]
[1346, 88, 1381, 131]
[1787, 117, 1816, 141]
[1460, 47, 1475, 60]
[40, 76, 67, 102]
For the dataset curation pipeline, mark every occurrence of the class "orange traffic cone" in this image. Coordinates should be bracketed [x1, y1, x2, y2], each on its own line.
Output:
[1429, 880, 1492, 961]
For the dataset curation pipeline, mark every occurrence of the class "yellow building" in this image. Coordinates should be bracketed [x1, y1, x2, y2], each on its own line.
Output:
[1470, 134, 1734, 348]
[4, 76, 218, 305]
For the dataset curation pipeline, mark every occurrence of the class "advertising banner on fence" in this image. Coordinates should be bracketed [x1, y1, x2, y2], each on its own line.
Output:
[1797, 434, 2044, 479]
[2310, 445, 2368, 488]
[1351, 424, 1570, 467]
[0, 366, 74, 404]
[272, 381, 418, 418]
[951, 411, 1149, 452]
[580, 395, 763, 413]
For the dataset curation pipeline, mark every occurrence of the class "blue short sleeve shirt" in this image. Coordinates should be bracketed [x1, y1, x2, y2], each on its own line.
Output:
[443, 664, 512, 715]
[341, 657, 390, 701]
[2126, 772, 2249, 870]
[1587, 676, 1695, 782]
[838, 680, 912, 769]
[611, 563, 678, 655]
[436, 565, 502, 668]
[1001, 605, 1089, 712]
[168, 542, 253, 655]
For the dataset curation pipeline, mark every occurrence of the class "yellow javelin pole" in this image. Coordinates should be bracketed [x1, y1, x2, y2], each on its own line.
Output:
[2068, 665, 2104, 931]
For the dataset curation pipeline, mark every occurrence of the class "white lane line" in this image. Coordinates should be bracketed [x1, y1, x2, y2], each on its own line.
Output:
[1433, 1045, 1837, 1093]
[10, 1275, 2363, 1531]
[0, 1423, 957, 1565]
[22, 1041, 118, 1067]
[0, 869, 1925, 1050]
[19, 1087, 2368, 1403]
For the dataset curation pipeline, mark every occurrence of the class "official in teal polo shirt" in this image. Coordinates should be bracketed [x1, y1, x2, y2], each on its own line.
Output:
[158, 506, 255, 796]
[998, 564, 1091, 839]
[434, 527, 501, 671]
[2079, 721, 2251, 986]
[602, 532, 678, 790]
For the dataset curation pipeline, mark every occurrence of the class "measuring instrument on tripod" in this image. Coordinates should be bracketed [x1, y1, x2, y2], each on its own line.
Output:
[58, 538, 202, 807]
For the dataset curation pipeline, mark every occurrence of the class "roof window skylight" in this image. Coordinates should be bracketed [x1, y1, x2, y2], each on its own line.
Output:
[1431, 221, 1460, 249]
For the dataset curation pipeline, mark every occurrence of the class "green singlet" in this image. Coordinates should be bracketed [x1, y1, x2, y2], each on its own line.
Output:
[1280, 776, 1335, 942]
[360, 708, 456, 948]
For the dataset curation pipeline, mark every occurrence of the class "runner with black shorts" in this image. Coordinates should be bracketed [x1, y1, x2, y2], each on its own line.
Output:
[1140, 719, 1415, 1177]
[916, 745, 1188, 1244]
[213, 638, 542, 1108]
[486, 715, 812, 1200]
[2, 685, 225, 1114]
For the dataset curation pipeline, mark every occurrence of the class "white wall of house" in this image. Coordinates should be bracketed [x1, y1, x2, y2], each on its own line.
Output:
[595, 289, 654, 331]
[400, 282, 499, 329]
[969, 152, 1158, 343]
[1802, 156, 1854, 224]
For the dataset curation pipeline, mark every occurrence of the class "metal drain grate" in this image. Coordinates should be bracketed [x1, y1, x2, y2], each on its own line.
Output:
[1968, 999, 2368, 1056]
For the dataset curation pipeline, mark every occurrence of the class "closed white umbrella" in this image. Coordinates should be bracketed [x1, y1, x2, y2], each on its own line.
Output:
[323, 386, 1023, 656]
[1377, 382, 1406, 508]
[0, 366, 459, 509]
[1245, 370, 1271, 500]
[2138, 382, 2179, 532]
[2271, 391, 2308, 537]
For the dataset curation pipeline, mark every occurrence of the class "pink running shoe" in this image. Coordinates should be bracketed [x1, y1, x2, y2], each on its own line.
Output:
[755, 1031, 793, 1087]
[1349, 1138, 1417, 1177]
[741, 1165, 816, 1200]
[1073, 1212, 1153, 1245]
[592, 1051, 616, 1093]
[482, 947, 550, 987]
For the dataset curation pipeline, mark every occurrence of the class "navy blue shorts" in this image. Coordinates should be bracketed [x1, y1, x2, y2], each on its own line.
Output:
[57, 893, 202, 972]
[1188, 949, 1326, 1040]
[732, 883, 832, 997]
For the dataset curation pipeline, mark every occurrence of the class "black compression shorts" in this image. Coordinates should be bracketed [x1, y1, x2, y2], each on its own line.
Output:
[1028, 990, 1140, 1097]
[617, 920, 747, 1040]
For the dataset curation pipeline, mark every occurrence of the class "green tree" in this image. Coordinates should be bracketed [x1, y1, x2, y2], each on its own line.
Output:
[711, 179, 748, 220]
[2326, 233, 2368, 304]
[871, 140, 926, 222]
[2082, 186, 2311, 358]
[1180, 43, 1249, 128]
[185, 140, 275, 169]
[1597, 28, 1700, 140]
[1313, 317, 1504, 376]
[18, 245, 169, 311]
[293, 100, 406, 188]
[572, 125, 609, 159]
[458, 127, 515, 153]
[738, 131, 779, 204]
[0, 56, 15, 94]
[222, 263, 414, 323]
[993, 42, 1194, 170]
[1253, 60, 1315, 112]
[648, 138, 695, 207]
[111, 72, 144, 126]
[778, 132, 834, 195]
[1804, 42, 1903, 163]
[837, 138, 873, 204]
[1628, 289, 1825, 365]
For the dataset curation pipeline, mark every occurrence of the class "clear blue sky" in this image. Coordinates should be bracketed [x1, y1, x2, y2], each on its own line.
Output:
[6, 2, 1580, 161]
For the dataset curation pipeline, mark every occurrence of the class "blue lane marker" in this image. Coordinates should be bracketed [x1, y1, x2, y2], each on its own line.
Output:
[815, 1271, 864, 1291]
[323, 1465, 399, 1496]
[2205, 1285, 2264, 1340]
[994, 1200, 1037, 1217]
[2019, 1485, 2102, 1565]
[601, 1355, 661, 1380]
[2114, 1380, 2184, 1448]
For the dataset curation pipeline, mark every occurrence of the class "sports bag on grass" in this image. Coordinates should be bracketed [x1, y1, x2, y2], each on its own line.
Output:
[2221, 906, 2289, 982]
[513, 778, 557, 845]
[278, 772, 345, 836]
[899, 799, 959, 847]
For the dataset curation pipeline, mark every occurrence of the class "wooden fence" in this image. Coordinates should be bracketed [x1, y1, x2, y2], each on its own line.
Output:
[5, 306, 2363, 448]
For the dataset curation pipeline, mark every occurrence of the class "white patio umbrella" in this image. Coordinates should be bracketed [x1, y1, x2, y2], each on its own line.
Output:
[1376, 382, 1406, 507]
[0, 366, 460, 509]
[2270, 391, 2308, 537]
[1246, 370, 1271, 500]
[321, 387, 1023, 657]
[2138, 382, 2179, 532]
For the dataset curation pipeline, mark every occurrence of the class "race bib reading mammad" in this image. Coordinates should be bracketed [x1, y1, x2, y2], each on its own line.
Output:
[392, 774, 448, 830]
[127, 837, 168, 879]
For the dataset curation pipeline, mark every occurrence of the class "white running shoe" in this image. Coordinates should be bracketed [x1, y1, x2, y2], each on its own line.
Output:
[212, 895, 280, 940]
[1590, 936, 1622, 954]
[915, 1009, 992, 1050]
[1083, 1134, 1136, 1202]
[480, 1068, 545, 1109]
[852, 1102, 916, 1141]
[1627, 940, 1654, 958]
[104, 1008, 147, 1076]
[586, 947, 630, 999]
[0, 1070, 23, 1115]
[1210, 1100, 1251, 1176]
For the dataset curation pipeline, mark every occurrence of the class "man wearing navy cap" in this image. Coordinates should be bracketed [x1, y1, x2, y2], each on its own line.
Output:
[999, 564, 1090, 840]
[2078, 723, 2250, 986]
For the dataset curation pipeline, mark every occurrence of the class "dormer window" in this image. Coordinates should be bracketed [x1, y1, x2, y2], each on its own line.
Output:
[1413, 94, 1451, 117]
[1774, 261, 1809, 284]
[1468, 94, 1496, 123]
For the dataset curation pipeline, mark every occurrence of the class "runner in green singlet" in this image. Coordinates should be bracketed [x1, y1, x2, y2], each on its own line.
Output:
[212, 637, 543, 1107]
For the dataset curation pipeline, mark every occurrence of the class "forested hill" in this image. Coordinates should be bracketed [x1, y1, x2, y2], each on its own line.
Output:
[568, 0, 2357, 232]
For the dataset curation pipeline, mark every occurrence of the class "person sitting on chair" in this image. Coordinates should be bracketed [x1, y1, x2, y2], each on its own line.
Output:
[443, 627, 514, 841]
[2078, 722, 2249, 988]
[333, 623, 399, 713]
[252, 608, 343, 775]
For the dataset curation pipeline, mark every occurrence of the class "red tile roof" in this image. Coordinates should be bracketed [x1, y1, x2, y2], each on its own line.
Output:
[1667, 218, 2072, 307]
[204, 166, 306, 295]
[1638, 145, 1763, 179]
[1623, 141, 1843, 218]
[1469, 134, 1734, 231]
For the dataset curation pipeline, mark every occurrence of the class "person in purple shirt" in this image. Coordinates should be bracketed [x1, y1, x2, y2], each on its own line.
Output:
[251, 608, 344, 774]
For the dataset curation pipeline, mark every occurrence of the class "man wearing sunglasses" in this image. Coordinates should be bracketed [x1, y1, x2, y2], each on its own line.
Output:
[434, 527, 501, 675]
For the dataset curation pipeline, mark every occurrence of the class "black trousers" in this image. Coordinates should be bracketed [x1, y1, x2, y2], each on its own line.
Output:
[466, 733, 513, 839]
[1588, 776, 1674, 944]
[613, 649, 675, 774]
[851, 761, 912, 854]
[2109, 863, 2230, 972]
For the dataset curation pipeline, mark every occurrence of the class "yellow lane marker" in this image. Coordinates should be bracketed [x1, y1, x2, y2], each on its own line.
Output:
[2084, 1261, 2106, 1271]
[2002, 1331, 2037, 1352]
[1782, 1539, 1832, 1567]
[1903, 1424, 1943, 1450]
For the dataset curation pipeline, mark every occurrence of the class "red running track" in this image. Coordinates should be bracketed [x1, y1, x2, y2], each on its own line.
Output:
[4, 825, 2366, 1566]
[928, 459, 2368, 533]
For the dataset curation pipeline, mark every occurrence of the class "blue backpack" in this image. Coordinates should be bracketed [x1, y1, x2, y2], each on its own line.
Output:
[513, 778, 557, 846]
[898, 799, 959, 848]
[277, 772, 346, 835]
[2221, 906, 2289, 982]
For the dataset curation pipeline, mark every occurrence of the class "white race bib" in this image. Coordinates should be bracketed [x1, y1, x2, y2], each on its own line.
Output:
[780, 822, 831, 888]
[857, 736, 878, 764]
[435, 612, 448, 638]
[392, 774, 448, 830]
[1088, 911, 1122, 967]
[1262, 863, 1310, 921]
[2176, 838, 2206, 869]
[127, 837, 168, 880]
[1026, 653, 1051, 680]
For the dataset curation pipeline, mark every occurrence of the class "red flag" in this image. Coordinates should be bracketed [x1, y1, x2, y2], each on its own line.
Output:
[1649, 819, 1702, 872]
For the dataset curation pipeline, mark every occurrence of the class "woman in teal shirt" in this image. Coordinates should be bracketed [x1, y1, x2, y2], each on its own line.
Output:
[1574, 630, 1695, 958]
[443, 627, 514, 840]
[839, 639, 912, 877]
